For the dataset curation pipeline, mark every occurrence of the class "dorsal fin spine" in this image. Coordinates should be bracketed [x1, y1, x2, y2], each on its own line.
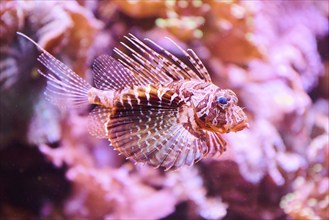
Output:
[143, 38, 192, 79]
[124, 38, 173, 84]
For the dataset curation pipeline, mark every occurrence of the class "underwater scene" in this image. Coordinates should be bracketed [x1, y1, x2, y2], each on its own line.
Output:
[0, 0, 328, 219]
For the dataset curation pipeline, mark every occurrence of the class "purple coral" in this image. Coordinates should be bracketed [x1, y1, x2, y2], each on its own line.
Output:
[0, 1, 328, 219]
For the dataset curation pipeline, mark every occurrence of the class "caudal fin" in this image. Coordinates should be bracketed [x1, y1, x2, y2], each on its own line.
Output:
[17, 32, 92, 109]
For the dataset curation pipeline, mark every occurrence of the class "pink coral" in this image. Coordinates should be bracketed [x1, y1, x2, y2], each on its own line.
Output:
[1, 0, 328, 219]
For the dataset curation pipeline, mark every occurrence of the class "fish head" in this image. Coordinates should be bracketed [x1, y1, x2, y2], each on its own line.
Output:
[195, 89, 248, 133]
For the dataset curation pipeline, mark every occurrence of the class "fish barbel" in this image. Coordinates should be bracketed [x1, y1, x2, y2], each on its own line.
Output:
[17, 32, 248, 170]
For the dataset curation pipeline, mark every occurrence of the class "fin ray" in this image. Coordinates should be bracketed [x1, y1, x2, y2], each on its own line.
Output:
[37, 53, 92, 108]
[17, 32, 92, 109]
[88, 106, 111, 138]
[106, 86, 222, 170]
[204, 131, 227, 158]
[92, 55, 139, 90]
[114, 34, 211, 86]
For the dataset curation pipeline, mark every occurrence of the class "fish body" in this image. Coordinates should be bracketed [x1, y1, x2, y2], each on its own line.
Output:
[17, 32, 248, 170]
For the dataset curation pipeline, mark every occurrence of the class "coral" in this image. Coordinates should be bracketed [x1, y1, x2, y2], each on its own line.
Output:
[0, 0, 100, 147]
[1, 0, 328, 219]
[280, 99, 329, 220]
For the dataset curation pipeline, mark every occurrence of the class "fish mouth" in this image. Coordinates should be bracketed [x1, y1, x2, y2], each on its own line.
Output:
[231, 119, 249, 132]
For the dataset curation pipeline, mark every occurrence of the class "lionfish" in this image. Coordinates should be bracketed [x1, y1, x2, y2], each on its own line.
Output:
[17, 32, 248, 170]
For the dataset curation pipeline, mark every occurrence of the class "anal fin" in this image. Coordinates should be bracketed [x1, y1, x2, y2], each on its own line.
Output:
[88, 106, 111, 138]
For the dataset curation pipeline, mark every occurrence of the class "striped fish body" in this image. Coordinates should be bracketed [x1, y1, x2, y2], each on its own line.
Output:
[88, 80, 247, 169]
[17, 32, 248, 170]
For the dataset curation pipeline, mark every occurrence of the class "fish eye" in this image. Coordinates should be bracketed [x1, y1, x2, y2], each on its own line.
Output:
[217, 96, 228, 105]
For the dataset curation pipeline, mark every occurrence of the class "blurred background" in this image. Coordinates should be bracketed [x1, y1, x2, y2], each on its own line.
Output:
[0, 0, 328, 219]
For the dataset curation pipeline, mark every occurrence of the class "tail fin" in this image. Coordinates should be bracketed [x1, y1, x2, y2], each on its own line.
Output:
[17, 32, 92, 109]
